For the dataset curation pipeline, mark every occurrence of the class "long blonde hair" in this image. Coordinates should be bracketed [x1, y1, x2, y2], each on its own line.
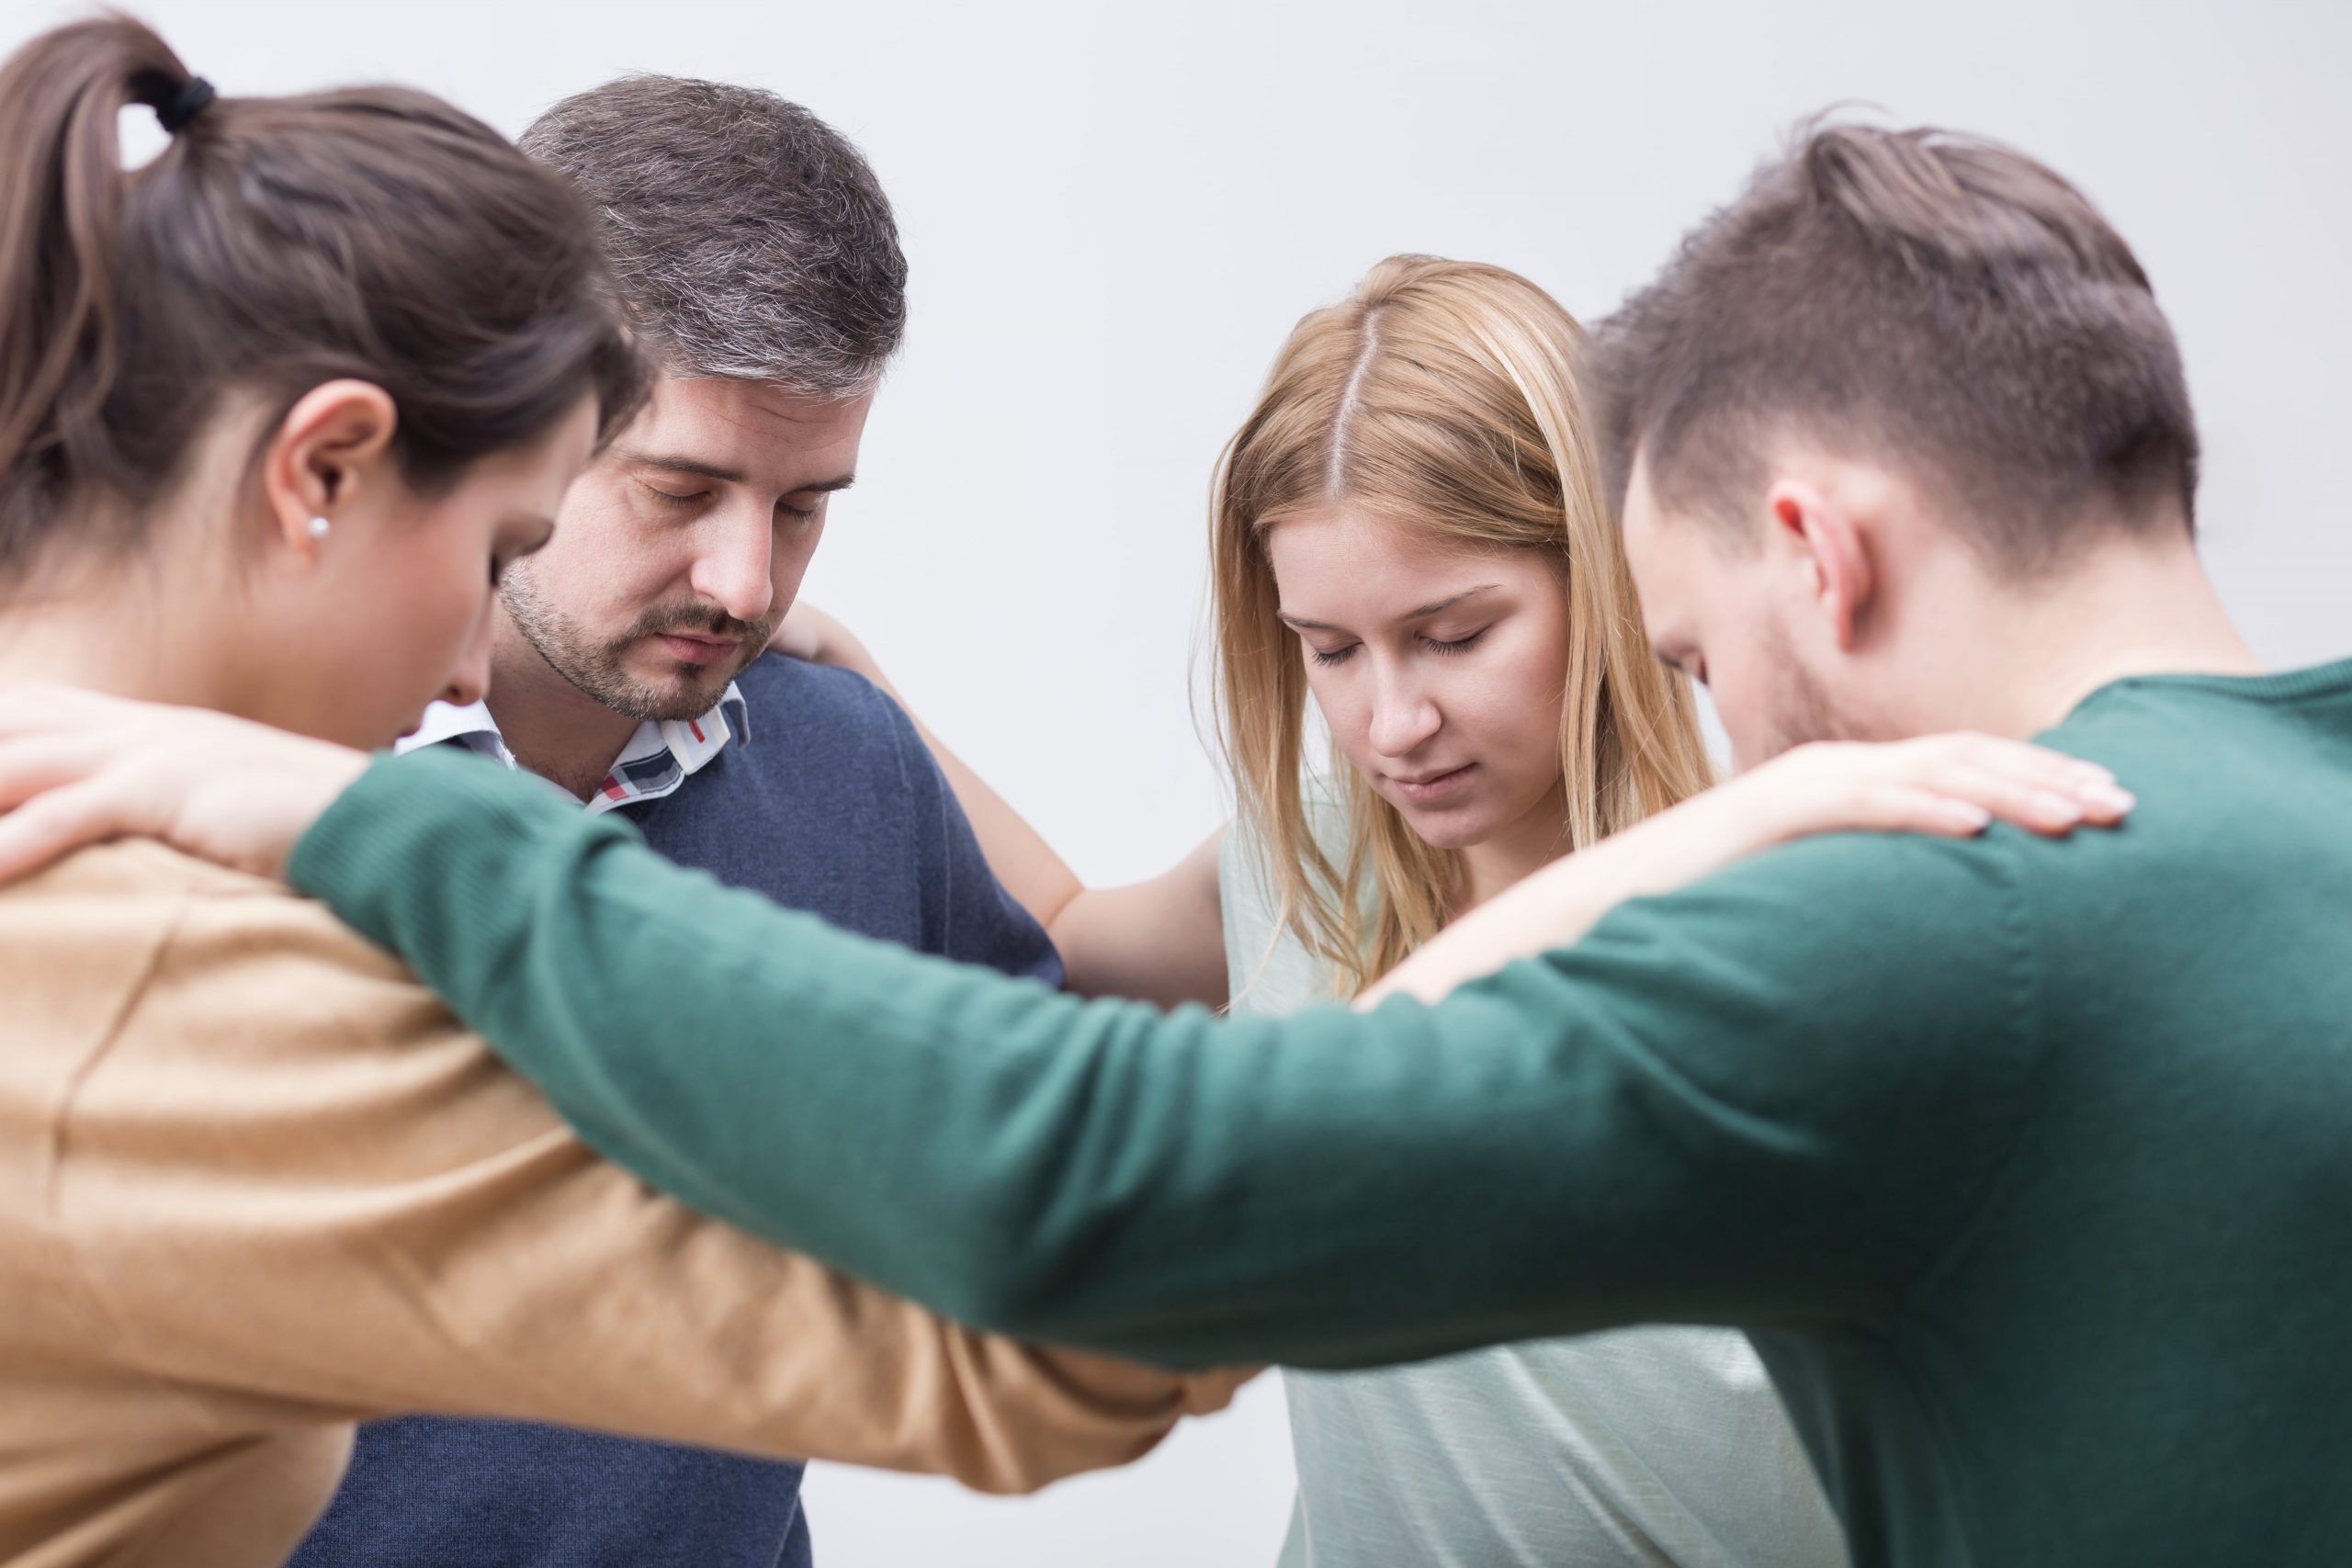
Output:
[1212, 255, 1713, 996]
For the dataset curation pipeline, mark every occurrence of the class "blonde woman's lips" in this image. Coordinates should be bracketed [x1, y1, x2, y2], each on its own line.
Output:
[1391, 763, 1476, 804]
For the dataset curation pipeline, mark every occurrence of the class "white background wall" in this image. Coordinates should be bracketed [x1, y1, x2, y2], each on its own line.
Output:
[5, 0, 2345, 1561]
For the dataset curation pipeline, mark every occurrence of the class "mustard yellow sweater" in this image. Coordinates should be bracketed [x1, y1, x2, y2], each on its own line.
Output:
[0, 841, 1241, 1568]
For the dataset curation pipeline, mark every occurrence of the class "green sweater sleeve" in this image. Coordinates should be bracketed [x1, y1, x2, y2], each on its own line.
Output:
[288, 747, 2047, 1370]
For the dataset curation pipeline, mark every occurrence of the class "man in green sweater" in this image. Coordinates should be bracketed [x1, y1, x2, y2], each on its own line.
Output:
[1, 122, 2346, 1566]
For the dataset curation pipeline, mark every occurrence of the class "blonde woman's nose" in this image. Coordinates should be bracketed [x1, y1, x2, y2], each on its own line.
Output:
[1368, 682, 1442, 758]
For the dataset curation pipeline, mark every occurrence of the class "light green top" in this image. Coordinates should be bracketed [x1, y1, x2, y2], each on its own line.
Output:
[1220, 809, 1845, 1568]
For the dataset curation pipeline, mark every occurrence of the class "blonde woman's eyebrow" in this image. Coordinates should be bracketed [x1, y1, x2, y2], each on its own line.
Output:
[1401, 585, 1501, 619]
[1278, 585, 1502, 632]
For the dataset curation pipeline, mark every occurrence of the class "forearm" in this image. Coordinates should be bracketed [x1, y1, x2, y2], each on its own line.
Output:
[1365, 795, 1747, 1007]
[288, 751, 1958, 1367]
[1048, 830, 1230, 1006]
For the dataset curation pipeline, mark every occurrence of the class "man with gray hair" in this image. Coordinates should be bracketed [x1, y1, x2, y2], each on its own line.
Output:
[288, 75, 1062, 1568]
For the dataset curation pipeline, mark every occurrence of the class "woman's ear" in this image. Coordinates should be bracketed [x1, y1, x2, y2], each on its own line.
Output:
[257, 380, 401, 558]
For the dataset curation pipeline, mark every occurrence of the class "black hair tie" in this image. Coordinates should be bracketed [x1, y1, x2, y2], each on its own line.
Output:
[156, 76, 215, 135]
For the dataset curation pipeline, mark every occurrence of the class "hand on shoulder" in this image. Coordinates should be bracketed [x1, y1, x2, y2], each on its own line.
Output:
[0, 686, 368, 884]
[1364, 732, 2132, 1008]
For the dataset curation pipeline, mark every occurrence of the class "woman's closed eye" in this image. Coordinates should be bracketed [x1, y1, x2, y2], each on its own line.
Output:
[1306, 627, 1487, 666]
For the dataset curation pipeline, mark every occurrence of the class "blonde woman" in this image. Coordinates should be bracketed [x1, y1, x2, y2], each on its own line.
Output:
[779, 257, 2113, 1567]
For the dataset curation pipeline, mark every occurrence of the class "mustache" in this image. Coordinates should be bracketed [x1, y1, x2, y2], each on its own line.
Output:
[621, 604, 775, 644]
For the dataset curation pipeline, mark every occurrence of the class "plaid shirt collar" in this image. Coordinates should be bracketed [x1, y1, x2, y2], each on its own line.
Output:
[395, 684, 752, 817]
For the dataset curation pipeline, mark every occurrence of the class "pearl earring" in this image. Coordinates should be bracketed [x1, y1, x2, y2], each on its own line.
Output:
[306, 516, 332, 540]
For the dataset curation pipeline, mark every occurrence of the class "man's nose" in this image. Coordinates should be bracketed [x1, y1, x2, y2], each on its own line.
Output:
[686, 508, 776, 626]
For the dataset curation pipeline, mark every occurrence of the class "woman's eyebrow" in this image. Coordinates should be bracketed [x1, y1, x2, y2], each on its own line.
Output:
[1399, 585, 1500, 619]
[1277, 585, 1501, 632]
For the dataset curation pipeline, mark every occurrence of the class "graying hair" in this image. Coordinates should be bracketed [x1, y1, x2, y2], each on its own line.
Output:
[519, 74, 907, 394]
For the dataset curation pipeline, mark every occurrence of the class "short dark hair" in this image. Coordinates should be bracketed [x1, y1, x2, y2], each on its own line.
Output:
[0, 15, 646, 576]
[520, 75, 907, 393]
[1592, 118, 2199, 570]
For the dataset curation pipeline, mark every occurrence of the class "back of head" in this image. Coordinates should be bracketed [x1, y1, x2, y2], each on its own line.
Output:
[1594, 118, 2198, 571]
[0, 15, 646, 579]
[1214, 255, 1713, 993]
[520, 75, 907, 392]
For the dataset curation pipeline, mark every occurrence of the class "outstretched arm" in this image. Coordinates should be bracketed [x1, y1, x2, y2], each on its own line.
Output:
[68, 879, 1245, 1490]
[279, 746, 2050, 1368]
[0, 690, 2109, 1369]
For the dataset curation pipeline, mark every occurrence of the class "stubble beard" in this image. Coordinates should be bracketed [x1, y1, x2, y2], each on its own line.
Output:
[499, 570, 774, 724]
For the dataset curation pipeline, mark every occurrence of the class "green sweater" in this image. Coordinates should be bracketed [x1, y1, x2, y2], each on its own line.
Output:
[288, 662, 2352, 1568]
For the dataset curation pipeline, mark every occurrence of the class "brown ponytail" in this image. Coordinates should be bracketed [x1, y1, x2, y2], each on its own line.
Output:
[0, 13, 648, 575]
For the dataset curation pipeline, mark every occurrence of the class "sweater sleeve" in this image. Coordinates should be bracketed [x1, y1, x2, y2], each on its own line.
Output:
[62, 861, 1248, 1492]
[288, 747, 2049, 1370]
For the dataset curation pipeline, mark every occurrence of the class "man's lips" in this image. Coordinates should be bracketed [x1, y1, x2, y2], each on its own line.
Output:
[650, 631, 742, 667]
[1388, 762, 1476, 804]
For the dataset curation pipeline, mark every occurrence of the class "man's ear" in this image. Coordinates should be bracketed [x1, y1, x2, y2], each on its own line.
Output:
[1762, 475, 1875, 652]
[256, 380, 401, 558]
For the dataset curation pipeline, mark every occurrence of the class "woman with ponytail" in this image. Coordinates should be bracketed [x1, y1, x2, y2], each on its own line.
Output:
[778, 257, 2119, 1566]
[0, 17, 1253, 1563]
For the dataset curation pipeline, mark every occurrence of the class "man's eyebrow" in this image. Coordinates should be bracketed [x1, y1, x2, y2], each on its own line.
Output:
[615, 449, 857, 495]
[616, 449, 742, 484]
[1275, 585, 1501, 632]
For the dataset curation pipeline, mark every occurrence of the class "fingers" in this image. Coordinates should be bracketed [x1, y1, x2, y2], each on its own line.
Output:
[1894, 735, 2134, 834]
[1833, 784, 1996, 840]
[1901, 764, 2098, 837]
[0, 777, 147, 885]
[0, 733, 111, 811]
[1763, 733, 2137, 847]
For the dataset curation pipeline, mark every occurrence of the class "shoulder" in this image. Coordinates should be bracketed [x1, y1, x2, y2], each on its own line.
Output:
[5, 839, 402, 971]
[733, 653, 933, 773]
[725, 655, 937, 804]
[1638, 821, 2033, 948]
[0, 840, 493, 1040]
[1219, 781, 1356, 1017]
[731, 652, 912, 750]
[11, 836, 280, 902]
[23, 846, 550, 1172]
[1578, 825, 2041, 1030]
[117, 842, 454, 1006]
[1554, 825, 2046, 1116]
